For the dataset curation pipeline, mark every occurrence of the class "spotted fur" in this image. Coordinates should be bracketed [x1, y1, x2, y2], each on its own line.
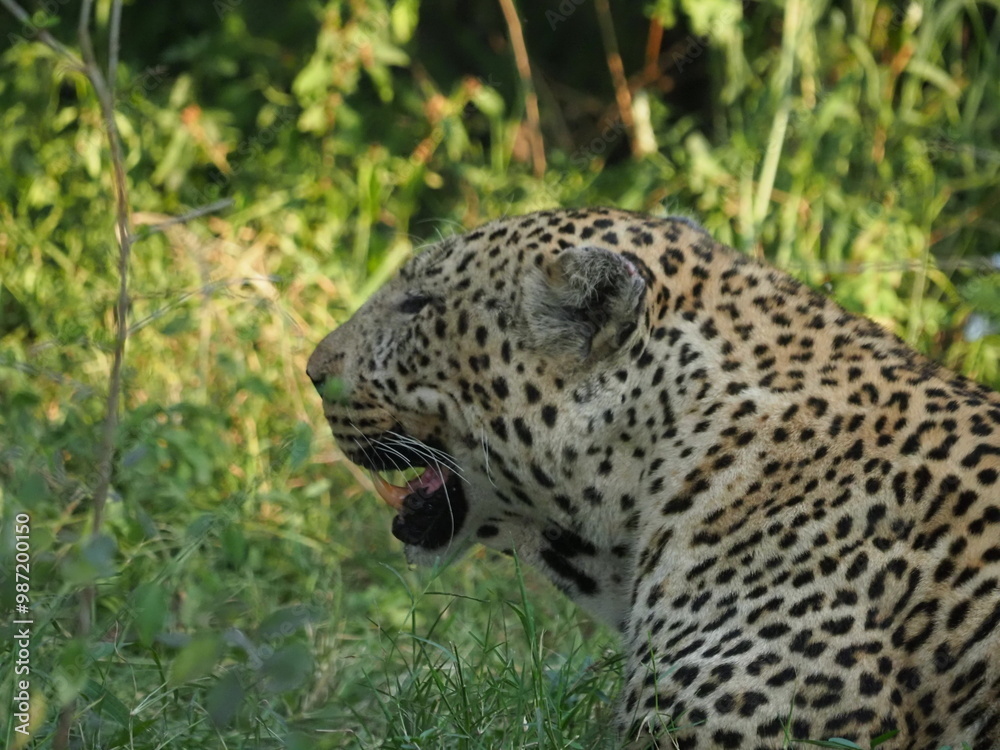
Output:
[307, 208, 1000, 748]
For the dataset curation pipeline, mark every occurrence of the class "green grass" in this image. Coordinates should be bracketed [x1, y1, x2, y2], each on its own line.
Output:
[341, 560, 621, 749]
[1, 0, 999, 747]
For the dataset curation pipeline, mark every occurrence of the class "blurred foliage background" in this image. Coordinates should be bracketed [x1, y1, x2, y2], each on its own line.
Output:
[0, 0, 998, 748]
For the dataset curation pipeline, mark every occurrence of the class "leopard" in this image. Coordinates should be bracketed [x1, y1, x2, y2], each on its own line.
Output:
[306, 208, 1000, 749]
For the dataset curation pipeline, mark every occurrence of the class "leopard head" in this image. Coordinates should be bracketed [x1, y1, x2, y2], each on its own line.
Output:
[306, 213, 648, 570]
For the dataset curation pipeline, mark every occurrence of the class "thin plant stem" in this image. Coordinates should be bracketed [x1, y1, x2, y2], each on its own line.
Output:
[497, 0, 546, 178]
[644, 16, 664, 82]
[753, 0, 803, 229]
[594, 0, 639, 156]
[129, 198, 235, 242]
[55, 0, 130, 746]
[0, 19, 236, 741]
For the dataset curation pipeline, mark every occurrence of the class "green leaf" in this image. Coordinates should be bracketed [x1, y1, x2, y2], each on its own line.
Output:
[54, 638, 89, 705]
[282, 731, 317, 750]
[258, 643, 313, 693]
[206, 670, 244, 728]
[318, 376, 350, 404]
[390, 0, 419, 42]
[471, 86, 505, 119]
[80, 679, 130, 726]
[133, 582, 169, 647]
[30, 10, 60, 29]
[240, 374, 276, 398]
[160, 312, 196, 336]
[62, 534, 118, 585]
[871, 729, 900, 746]
[0, 283, 32, 338]
[220, 523, 247, 566]
[257, 605, 318, 640]
[17, 472, 47, 505]
[288, 421, 312, 470]
[168, 633, 223, 686]
[83, 534, 118, 573]
[961, 276, 1000, 317]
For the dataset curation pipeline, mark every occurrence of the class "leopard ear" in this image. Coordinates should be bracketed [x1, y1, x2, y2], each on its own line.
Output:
[523, 246, 646, 361]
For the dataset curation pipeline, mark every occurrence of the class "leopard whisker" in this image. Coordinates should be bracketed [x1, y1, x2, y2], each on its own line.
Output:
[382, 432, 467, 481]
[348, 418, 408, 476]
[480, 426, 498, 489]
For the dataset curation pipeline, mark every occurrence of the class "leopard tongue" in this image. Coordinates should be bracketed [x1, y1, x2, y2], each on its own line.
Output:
[372, 466, 449, 511]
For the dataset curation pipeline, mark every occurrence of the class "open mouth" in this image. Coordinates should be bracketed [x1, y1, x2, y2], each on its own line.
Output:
[348, 433, 468, 551]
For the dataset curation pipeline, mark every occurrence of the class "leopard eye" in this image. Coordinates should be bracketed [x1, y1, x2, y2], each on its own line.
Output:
[399, 293, 433, 314]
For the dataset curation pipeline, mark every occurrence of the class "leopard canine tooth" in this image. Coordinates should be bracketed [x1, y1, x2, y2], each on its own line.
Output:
[371, 474, 408, 510]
